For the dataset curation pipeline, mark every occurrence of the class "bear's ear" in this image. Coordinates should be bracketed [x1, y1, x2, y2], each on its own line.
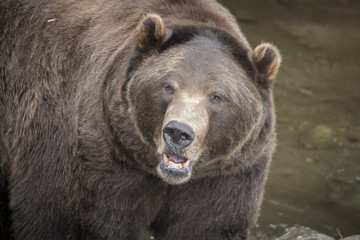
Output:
[138, 13, 170, 50]
[253, 43, 281, 82]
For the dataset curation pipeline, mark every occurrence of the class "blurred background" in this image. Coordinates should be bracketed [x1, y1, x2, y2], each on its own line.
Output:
[217, 0, 360, 238]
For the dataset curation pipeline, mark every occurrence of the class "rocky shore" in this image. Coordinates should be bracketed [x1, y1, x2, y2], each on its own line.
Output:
[141, 226, 360, 240]
[276, 226, 360, 240]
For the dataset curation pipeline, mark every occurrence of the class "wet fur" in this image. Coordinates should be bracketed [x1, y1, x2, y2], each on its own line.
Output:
[0, 0, 280, 239]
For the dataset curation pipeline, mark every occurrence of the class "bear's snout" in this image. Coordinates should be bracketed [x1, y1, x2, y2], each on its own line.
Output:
[163, 120, 195, 150]
[156, 120, 199, 184]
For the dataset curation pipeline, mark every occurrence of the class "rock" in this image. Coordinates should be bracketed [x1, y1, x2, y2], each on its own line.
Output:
[275, 226, 360, 240]
[276, 226, 334, 240]
[340, 236, 360, 240]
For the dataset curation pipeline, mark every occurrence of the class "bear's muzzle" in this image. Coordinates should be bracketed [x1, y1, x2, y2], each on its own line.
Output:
[157, 153, 193, 184]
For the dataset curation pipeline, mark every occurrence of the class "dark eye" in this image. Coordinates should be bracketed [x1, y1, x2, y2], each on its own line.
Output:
[164, 85, 175, 94]
[210, 95, 222, 104]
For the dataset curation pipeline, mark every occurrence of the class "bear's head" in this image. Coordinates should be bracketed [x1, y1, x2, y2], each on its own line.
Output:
[105, 14, 281, 185]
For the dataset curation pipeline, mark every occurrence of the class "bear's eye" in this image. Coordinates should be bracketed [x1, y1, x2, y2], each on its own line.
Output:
[164, 85, 175, 94]
[210, 95, 222, 104]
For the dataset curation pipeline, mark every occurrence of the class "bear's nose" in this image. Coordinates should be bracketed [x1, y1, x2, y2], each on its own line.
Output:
[163, 120, 195, 150]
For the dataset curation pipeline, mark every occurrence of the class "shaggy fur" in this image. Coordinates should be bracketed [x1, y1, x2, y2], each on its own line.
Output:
[0, 0, 281, 239]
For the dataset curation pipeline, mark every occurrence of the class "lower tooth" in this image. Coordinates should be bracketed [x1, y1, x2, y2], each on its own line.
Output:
[163, 153, 169, 164]
[182, 160, 190, 168]
[169, 161, 182, 169]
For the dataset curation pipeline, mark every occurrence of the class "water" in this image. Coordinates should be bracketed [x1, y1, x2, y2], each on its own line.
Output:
[217, 0, 360, 238]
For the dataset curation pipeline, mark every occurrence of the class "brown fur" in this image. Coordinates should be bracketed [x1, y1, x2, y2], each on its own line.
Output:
[253, 43, 282, 81]
[0, 0, 280, 239]
[138, 14, 166, 50]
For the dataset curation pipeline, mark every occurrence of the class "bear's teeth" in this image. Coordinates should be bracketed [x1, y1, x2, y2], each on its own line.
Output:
[163, 153, 189, 169]
[182, 160, 190, 168]
[163, 153, 169, 164]
[168, 161, 182, 169]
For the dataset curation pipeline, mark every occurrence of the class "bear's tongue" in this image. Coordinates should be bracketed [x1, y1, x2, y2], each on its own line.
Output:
[163, 153, 190, 169]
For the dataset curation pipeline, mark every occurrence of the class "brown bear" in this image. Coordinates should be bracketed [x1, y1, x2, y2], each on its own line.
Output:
[0, 0, 281, 239]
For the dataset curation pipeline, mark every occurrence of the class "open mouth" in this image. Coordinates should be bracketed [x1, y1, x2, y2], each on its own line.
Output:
[162, 153, 190, 169]
[157, 152, 193, 184]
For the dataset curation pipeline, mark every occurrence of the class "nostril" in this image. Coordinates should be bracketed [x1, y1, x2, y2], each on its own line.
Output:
[163, 120, 195, 149]
[180, 132, 191, 141]
[163, 127, 174, 135]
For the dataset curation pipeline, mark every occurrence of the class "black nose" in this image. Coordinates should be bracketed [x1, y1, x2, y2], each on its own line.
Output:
[163, 120, 195, 150]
